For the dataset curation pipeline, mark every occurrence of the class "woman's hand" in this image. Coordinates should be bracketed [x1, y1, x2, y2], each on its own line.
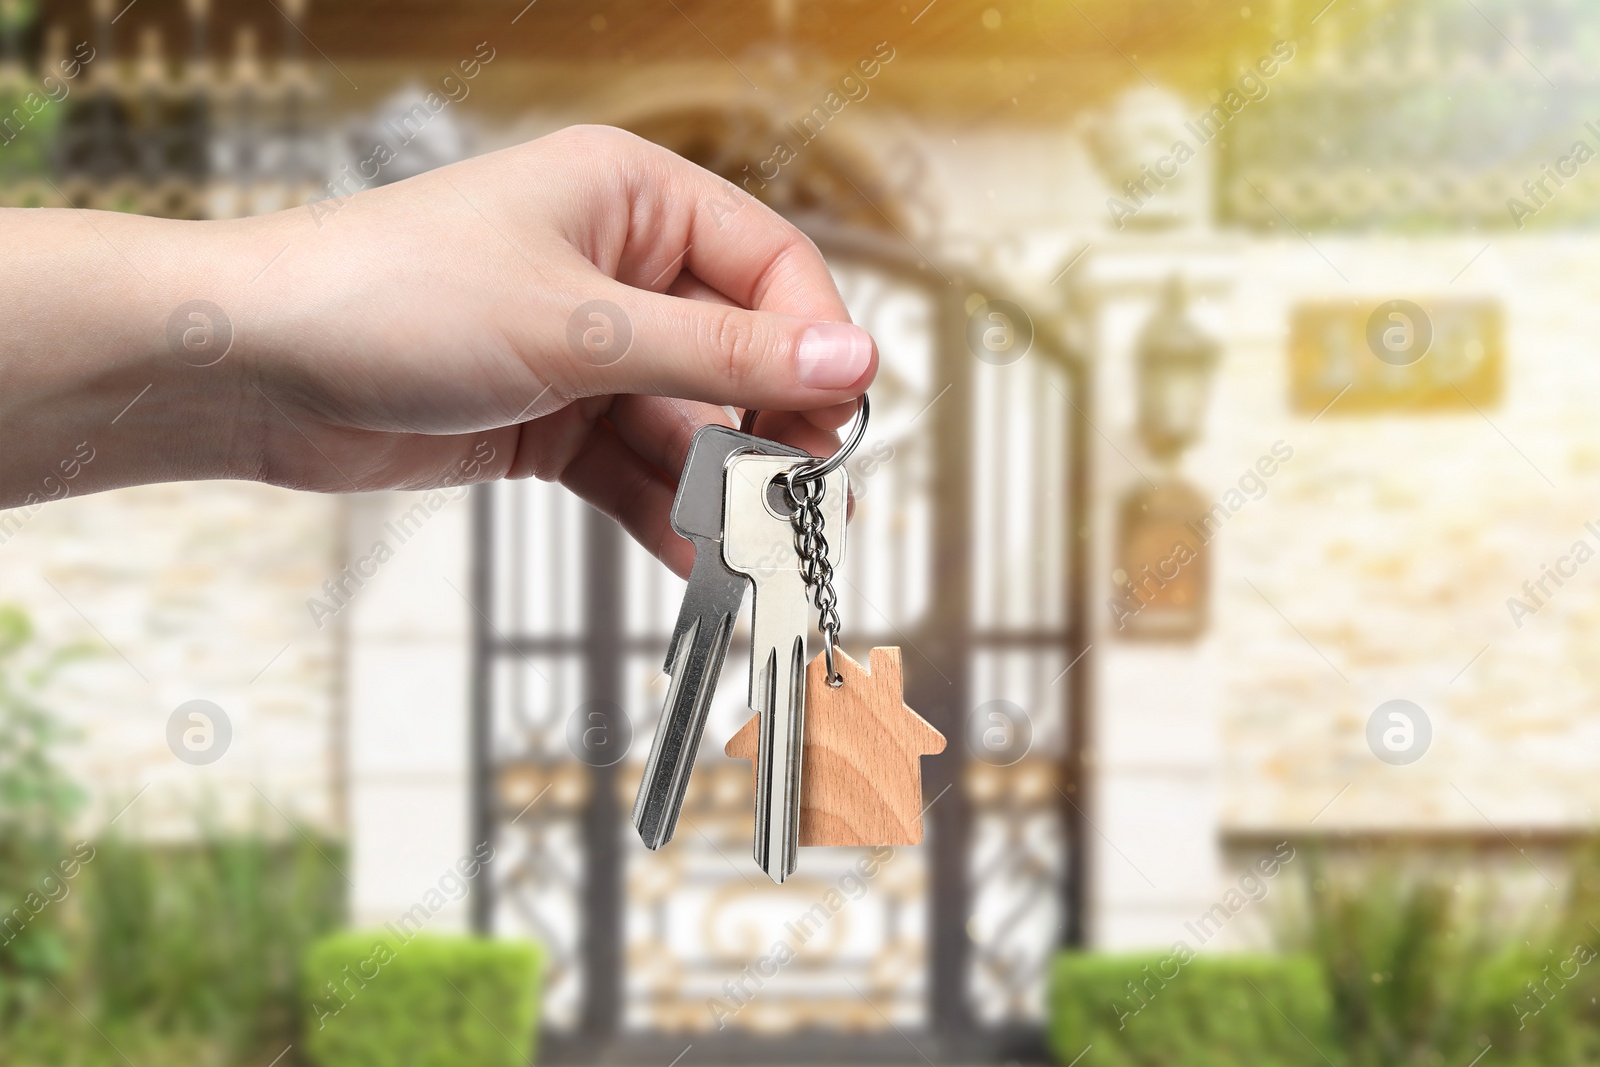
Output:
[0, 125, 876, 576]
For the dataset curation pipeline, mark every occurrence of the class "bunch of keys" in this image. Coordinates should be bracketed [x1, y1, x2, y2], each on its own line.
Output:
[632, 395, 945, 885]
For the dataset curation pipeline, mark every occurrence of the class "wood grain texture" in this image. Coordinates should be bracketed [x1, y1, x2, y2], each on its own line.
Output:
[725, 647, 945, 847]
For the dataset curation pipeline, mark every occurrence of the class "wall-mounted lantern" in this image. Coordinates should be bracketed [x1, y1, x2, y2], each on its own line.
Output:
[1136, 276, 1220, 463]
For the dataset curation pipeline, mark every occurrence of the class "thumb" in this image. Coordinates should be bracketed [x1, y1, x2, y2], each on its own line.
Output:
[559, 285, 877, 409]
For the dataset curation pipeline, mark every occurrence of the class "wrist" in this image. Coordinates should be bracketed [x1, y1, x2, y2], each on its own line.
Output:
[0, 208, 267, 505]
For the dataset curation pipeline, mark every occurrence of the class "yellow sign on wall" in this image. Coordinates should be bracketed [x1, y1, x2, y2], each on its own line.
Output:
[1289, 298, 1503, 415]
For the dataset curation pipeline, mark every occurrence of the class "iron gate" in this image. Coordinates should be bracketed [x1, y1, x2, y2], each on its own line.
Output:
[470, 225, 1090, 1064]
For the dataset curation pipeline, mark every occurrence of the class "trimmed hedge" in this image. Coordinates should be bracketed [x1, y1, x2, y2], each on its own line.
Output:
[1049, 952, 1332, 1067]
[303, 932, 541, 1067]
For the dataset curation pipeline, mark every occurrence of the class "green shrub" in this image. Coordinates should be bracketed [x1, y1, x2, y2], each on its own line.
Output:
[0, 604, 91, 1025]
[5, 831, 346, 1065]
[1048, 952, 1332, 1067]
[0, 603, 347, 1062]
[81, 832, 347, 1053]
[5, 1010, 230, 1067]
[1301, 867, 1470, 1067]
[303, 932, 541, 1067]
[1291, 850, 1600, 1067]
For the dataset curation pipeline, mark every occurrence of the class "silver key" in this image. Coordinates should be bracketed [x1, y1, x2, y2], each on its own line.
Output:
[723, 454, 846, 883]
[632, 426, 804, 850]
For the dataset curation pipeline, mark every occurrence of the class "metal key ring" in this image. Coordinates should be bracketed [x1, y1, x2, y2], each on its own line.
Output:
[739, 394, 871, 487]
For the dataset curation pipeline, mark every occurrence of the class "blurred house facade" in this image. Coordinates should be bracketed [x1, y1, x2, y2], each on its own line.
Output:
[6, 0, 1600, 1060]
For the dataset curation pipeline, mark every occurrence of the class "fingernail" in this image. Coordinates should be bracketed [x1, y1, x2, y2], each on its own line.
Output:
[796, 323, 873, 389]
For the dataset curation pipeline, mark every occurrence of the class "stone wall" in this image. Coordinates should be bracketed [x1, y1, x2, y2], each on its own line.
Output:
[0, 481, 343, 839]
[1213, 235, 1600, 836]
[1083, 231, 1600, 948]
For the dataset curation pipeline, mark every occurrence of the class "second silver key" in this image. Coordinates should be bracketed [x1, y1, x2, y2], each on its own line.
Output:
[722, 454, 847, 884]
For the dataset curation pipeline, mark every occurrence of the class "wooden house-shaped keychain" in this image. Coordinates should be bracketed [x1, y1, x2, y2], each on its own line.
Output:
[726, 647, 946, 846]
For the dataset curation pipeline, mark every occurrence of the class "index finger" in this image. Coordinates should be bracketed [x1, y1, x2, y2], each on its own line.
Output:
[633, 143, 851, 321]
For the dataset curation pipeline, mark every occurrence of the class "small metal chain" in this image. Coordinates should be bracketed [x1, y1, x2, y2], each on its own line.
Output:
[784, 473, 844, 687]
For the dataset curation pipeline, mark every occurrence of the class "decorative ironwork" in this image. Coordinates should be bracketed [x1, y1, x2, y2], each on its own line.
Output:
[1, 0, 324, 217]
[1225, 0, 1600, 230]
[473, 234, 1089, 1065]
[471, 99, 1091, 1060]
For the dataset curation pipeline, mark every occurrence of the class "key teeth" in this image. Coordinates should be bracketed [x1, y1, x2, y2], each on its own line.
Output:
[632, 615, 701, 850]
[722, 453, 842, 884]
[633, 605, 740, 853]
[637, 434, 819, 866]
